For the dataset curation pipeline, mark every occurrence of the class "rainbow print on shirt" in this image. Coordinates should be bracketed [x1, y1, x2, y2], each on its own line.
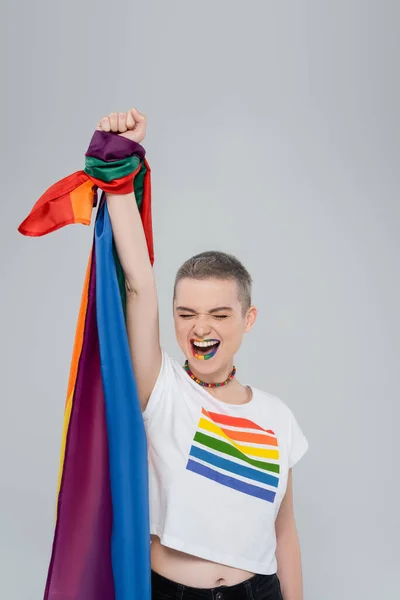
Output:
[186, 408, 280, 503]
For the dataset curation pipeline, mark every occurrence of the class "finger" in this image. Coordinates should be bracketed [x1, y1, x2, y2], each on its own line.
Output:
[130, 107, 146, 123]
[126, 109, 135, 130]
[118, 112, 128, 132]
[130, 108, 146, 139]
[109, 112, 118, 132]
[100, 117, 111, 132]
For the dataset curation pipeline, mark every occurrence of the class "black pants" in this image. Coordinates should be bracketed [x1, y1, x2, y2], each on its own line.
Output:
[151, 569, 284, 600]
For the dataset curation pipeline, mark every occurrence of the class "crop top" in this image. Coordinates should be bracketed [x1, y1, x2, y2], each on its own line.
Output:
[143, 350, 309, 575]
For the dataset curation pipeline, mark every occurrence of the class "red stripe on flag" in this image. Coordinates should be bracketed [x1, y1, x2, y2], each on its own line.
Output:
[202, 408, 276, 435]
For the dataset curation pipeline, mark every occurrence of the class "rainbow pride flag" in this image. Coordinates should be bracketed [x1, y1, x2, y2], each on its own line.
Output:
[186, 408, 281, 503]
[19, 131, 153, 600]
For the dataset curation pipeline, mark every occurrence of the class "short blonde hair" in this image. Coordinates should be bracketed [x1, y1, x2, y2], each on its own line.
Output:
[174, 251, 252, 315]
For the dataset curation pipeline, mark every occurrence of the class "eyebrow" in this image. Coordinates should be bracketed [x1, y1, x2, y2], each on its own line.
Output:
[175, 306, 233, 314]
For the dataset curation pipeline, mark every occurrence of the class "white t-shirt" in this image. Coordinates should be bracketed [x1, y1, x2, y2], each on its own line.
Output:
[143, 350, 309, 575]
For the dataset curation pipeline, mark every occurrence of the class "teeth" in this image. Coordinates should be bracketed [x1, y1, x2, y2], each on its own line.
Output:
[193, 340, 219, 348]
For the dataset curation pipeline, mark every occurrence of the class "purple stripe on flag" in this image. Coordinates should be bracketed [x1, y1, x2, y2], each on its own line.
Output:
[85, 130, 146, 162]
[44, 247, 114, 600]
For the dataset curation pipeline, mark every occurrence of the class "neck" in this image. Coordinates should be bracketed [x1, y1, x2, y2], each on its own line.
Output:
[187, 361, 234, 385]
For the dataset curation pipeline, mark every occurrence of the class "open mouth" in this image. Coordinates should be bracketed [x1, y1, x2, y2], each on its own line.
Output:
[191, 339, 221, 360]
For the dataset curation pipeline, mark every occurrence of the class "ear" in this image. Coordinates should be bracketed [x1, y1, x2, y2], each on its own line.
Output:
[244, 305, 258, 332]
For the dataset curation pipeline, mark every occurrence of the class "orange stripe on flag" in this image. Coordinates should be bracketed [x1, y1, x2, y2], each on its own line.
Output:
[70, 179, 97, 226]
[65, 250, 92, 403]
[219, 428, 278, 446]
[56, 250, 92, 501]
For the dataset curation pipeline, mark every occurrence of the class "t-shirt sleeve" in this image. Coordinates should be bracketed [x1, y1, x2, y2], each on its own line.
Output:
[142, 348, 173, 421]
[288, 408, 309, 468]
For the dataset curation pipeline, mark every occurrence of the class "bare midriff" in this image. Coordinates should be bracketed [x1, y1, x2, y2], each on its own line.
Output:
[150, 535, 255, 588]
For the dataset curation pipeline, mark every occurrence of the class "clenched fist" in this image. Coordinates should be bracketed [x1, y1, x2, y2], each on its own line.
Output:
[96, 107, 147, 144]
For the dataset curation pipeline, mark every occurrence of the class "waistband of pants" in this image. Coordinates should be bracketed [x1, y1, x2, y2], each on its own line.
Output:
[151, 569, 277, 599]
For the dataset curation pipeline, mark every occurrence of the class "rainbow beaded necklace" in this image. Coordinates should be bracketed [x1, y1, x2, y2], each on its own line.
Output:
[184, 360, 236, 388]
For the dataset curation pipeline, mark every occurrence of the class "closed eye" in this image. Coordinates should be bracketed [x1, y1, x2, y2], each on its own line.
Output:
[178, 314, 228, 319]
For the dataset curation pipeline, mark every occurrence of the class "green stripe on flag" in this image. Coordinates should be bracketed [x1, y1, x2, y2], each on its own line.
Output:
[133, 162, 147, 209]
[84, 155, 141, 182]
[194, 432, 280, 474]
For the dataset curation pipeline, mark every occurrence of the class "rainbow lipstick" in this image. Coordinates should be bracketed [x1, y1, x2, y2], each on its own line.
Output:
[191, 338, 220, 360]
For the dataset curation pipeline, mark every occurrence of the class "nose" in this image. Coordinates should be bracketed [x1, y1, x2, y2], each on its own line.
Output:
[193, 314, 212, 338]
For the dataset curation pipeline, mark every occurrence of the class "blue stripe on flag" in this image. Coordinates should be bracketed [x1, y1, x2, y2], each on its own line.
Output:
[187, 459, 276, 503]
[189, 445, 279, 488]
[95, 198, 151, 600]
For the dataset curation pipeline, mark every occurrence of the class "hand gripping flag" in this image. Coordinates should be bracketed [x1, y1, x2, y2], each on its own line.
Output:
[19, 131, 153, 600]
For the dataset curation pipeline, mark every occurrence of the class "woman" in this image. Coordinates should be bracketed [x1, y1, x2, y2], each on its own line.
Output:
[101, 107, 308, 600]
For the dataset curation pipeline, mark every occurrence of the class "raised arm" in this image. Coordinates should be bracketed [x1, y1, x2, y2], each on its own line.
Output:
[98, 108, 162, 410]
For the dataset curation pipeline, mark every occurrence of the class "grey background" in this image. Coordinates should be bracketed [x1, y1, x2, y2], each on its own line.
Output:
[1, 0, 399, 598]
